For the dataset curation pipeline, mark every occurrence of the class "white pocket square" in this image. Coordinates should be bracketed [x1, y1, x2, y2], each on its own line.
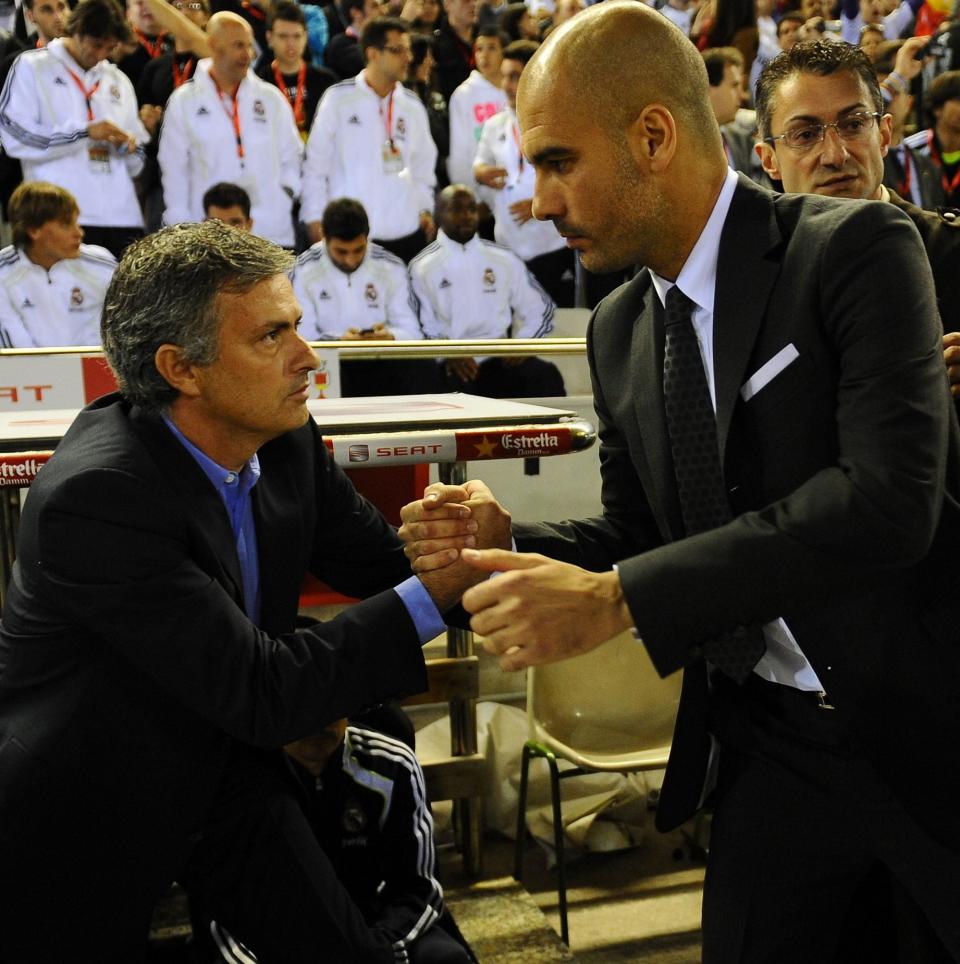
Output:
[740, 344, 800, 402]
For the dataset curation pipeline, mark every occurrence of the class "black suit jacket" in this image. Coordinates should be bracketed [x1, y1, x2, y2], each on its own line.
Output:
[515, 176, 960, 843]
[0, 395, 428, 960]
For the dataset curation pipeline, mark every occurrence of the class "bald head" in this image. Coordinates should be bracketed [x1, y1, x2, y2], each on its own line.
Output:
[514, 0, 728, 279]
[520, 1, 717, 141]
[208, 12, 254, 86]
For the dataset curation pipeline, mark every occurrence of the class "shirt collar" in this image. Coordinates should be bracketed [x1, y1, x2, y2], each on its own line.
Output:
[162, 414, 261, 498]
[357, 70, 399, 102]
[650, 166, 739, 315]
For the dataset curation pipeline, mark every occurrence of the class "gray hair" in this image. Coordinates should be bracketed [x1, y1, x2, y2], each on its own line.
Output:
[101, 221, 295, 412]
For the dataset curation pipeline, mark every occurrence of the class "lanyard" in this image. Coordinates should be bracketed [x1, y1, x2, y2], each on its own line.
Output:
[212, 73, 244, 161]
[928, 129, 960, 199]
[273, 60, 306, 131]
[240, 0, 265, 21]
[380, 88, 396, 149]
[172, 54, 196, 88]
[511, 121, 524, 174]
[896, 146, 912, 201]
[134, 27, 168, 59]
[65, 67, 100, 122]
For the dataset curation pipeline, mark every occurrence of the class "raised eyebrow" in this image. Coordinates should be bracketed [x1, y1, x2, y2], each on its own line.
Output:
[784, 103, 869, 126]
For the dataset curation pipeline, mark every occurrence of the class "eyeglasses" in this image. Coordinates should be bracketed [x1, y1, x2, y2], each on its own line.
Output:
[381, 43, 412, 56]
[764, 111, 881, 151]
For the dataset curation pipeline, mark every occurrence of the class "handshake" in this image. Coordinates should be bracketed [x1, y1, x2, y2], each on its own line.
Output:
[399, 481, 633, 671]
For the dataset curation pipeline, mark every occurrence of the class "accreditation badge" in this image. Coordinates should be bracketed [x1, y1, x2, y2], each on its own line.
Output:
[88, 144, 111, 174]
[381, 139, 403, 174]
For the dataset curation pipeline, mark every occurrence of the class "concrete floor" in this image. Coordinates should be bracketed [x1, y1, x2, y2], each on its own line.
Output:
[439, 827, 706, 963]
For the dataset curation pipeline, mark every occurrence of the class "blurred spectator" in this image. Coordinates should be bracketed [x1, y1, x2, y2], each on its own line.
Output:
[875, 38, 942, 208]
[255, 1, 336, 136]
[703, 47, 758, 176]
[325, 0, 384, 78]
[659, 0, 695, 35]
[904, 69, 960, 208]
[13, 0, 65, 53]
[0, 0, 149, 258]
[839, 0, 923, 46]
[117, 0, 174, 85]
[498, 1, 537, 39]
[411, 184, 563, 398]
[210, 0, 269, 53]
[292, 197, 442, 394]
[202, 179, 253, 229]
[446, 25, 505, 185]
[473, 38, 572, 305]
[303, 17, 438, 261]
[434, 0, 476, 102]
[406, 31, 449, 185]
[136, 0, 210, 108]
[158, 11, 303, 246]
[550, 0, 582, 27]
[776, 10, 806, 50]
[704, 0, 759, 70]
[0, 181, 115, 347]
[858, 21, 883, 59]
[401, 0, 443, 32]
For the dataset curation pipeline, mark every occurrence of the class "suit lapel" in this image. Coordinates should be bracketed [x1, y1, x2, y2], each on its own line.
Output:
[713, 176, 784, 459]
[130, 406, 245, 606]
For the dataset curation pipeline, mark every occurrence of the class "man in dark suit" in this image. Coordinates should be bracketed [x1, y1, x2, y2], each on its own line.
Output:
[0, 220, 493, 963]
[398, 3, 960, 960]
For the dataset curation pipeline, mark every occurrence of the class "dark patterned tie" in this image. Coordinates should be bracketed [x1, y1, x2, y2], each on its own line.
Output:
[662, 285, 765, 684]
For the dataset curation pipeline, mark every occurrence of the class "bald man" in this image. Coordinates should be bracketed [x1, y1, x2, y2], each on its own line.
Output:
[399, 3, 960, 959]
[158, 10, 303, 246]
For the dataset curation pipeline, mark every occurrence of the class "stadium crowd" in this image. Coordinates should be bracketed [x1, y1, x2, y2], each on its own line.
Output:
[0, 0, 958, 395]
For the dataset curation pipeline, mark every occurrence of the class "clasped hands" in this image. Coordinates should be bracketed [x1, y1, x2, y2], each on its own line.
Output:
[399, 481, 633, 670]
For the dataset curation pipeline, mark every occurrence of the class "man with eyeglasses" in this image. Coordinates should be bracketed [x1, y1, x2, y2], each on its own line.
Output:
[755, 41, 960, 383]
[303, 17, 438, 262]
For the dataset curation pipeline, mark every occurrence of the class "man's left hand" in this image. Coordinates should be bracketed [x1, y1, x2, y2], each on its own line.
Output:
[460, 549, 634, 671]
[945, 332, 960, 396]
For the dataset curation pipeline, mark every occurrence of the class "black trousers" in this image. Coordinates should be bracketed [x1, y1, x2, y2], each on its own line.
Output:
[444, 356, 565, 399]
[702, 675, 960, 964]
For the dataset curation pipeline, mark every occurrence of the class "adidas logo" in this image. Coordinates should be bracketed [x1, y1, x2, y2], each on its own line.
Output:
[348, 114, 361, 125]
[439, 278, 451, 289]
[54, 76, 67, 85]
[196, 105, 209, 116]
[21, 298, 34, 308]
[318, 290, 331, 300]
[560, 269, 574, 282]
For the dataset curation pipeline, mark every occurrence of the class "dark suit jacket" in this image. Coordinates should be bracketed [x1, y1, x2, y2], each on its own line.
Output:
[515, 176, 960, 844]
[887, 187, 960, 335]
[884, 145, 945, 212]
[0, 395, 428, 960]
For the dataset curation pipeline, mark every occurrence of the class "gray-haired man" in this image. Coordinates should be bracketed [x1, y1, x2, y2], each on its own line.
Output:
[0, 220, 495, 963]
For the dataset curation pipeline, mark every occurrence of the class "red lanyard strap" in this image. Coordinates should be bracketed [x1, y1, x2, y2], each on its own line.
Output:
[928, 129, 960, 198]
[134, 27, 168, 59]
[380, 88, 395, 148]
[65, 67, 100, 122]
[213, 75, 244, 160]
[273, 60, 306, 130]
[172, 55, 196, 88]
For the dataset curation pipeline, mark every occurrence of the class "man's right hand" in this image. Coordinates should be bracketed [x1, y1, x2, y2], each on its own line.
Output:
[474, 164, 509, 190]
[399, 480, 512, 572]
[88, 120, 135, 151]
[446, 357, 478, 381]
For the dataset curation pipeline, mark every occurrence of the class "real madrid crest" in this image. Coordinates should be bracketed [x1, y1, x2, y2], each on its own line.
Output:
[70, 287, 83, 307]
[365, 283, 378, 303]
[342, 799, 367, 834]
[482, 267, 496, 287]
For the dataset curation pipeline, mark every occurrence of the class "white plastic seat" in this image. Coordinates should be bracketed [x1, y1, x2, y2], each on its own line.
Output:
[513, 630, 682, 946]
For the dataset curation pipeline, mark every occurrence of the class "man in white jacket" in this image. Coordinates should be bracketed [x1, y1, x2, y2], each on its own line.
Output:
[158, 11, 302, 247]
[301, 16, 437, 263]
[0, 0, 149, 258]
[0, 180, 115, 347]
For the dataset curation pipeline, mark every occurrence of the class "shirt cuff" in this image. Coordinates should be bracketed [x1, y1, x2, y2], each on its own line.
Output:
[395, 576, 446, 646]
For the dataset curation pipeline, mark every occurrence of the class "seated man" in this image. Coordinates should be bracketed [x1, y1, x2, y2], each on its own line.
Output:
[0, 220, 496, 963]
[199, 716, 476, 963]
[203, 180, 254, 232]
[0, 180, 115, 347]
[410, 183, 564, 398]
[292, 196, 443, 395]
